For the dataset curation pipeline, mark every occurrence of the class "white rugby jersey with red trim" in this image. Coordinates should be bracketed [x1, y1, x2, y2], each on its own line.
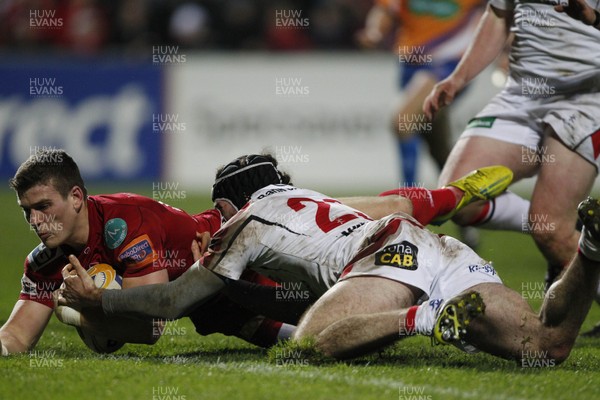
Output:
[203, 184, 405, 296]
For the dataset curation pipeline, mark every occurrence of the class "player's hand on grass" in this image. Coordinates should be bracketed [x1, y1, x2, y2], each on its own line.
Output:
[423, 75, 466, 120]
[57, 255, 102, 308]
[555, 0, 597, 26]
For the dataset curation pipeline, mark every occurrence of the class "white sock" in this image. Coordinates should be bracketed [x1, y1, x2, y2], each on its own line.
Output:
[478, 191, 531, 233]
[277, 323, 296, 341]
[55, 306, 82, 327]
[406, 299, 443, 336]
[579, 227, 600, 262]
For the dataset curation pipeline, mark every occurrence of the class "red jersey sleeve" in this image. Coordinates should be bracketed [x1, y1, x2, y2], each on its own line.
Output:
[192, 209, 222, 236]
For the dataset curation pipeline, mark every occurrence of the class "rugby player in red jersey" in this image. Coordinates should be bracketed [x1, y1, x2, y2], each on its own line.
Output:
[0, 149, 289, 355]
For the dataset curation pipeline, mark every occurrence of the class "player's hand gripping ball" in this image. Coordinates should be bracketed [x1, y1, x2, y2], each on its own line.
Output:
[76, 264, 125, 354]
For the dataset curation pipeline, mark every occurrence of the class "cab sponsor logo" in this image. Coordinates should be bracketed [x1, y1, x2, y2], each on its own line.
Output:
[118, 234, 156, 267]
[104, 218, 128, 249]
[375, 241, 418, 270]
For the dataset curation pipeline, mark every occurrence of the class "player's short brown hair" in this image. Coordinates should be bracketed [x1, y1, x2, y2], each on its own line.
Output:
[9, 149, 87, 198]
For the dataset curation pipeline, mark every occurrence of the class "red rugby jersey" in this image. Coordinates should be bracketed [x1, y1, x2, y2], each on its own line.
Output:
[19, 193, 222, 308]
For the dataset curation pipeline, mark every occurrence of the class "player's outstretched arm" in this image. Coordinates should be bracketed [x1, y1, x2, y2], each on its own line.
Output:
[423, 4, 512, 119]
[0, 300, 53, 354]
[555, 0, 600, 30]
[59, 255, 225, 320]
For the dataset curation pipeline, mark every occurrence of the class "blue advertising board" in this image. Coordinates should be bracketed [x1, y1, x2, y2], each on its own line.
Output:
[0, 58, 162, 182]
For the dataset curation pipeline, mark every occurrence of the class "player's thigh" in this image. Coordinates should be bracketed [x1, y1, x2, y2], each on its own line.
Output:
[295, 277, 419, 339]
[439, 136, 537, 187]
[529, 132, 596, 236]
[462, 283, 543, 361]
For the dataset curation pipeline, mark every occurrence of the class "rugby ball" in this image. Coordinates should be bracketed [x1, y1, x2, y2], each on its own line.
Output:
[87, 263, 123, 289]
[76, 263, 125, 354]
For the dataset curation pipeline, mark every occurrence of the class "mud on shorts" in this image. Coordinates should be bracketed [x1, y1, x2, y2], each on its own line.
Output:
[338, 214, 502, 301]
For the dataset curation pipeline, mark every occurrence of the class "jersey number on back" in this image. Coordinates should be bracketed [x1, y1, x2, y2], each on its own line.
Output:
[287, 197, 369, 233]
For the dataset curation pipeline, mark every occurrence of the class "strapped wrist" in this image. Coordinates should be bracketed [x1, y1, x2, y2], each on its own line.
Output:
[593, 10, 600, 27]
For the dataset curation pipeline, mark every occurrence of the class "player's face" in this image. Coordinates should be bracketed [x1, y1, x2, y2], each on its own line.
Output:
[18, 183, 83, 248]
[215, 200, 237, 221]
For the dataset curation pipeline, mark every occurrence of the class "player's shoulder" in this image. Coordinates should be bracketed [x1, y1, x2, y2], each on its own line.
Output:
[89, 194, 161, 250]
[91, 193, 156, 209]
[24, 243, 67, 272]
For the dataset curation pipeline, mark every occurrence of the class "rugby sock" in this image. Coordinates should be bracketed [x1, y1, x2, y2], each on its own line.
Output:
[248, 318, 284, 348]
[277, 323, 296, 341]
[403, 299, 443, 336]
[472, 192, 530, 232]
[578, 227, 600, 262]
[379, 187, 457, 226]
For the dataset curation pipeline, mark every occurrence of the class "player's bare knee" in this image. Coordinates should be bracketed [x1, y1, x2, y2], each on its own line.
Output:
[518, 340, 570, 367]
[543, 341, 571, 365]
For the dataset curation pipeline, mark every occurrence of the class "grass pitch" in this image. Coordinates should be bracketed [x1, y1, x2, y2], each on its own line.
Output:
[0, 188, 599, 400]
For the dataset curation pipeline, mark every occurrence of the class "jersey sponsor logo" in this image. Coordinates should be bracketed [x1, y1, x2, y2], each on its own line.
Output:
[374, 241, 418, 270]
[117, 234, 156, 267]
[104, 218, 128, 249]
[467, 263, 497, 276]
[409, 0, 459, 17]
[27, 244, 64, 272]
[256, 186, 297, 200]
[466, 117, 496, 130]
[21, 275, 38, 296]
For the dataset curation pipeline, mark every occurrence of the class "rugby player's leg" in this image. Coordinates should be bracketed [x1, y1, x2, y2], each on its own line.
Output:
[294, 277, 421, 359]
[528, 132, 596, 270]
[460, 250, 600, 364]
[439, 136, 535, 226]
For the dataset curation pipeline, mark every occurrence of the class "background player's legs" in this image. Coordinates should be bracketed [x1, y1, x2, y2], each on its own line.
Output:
[463, 252, 600, 363]
[294, 277, 420, 358]
[395, 71, 442, 185]
[528, 131, 596, 269]
[439, 136, 536, 227]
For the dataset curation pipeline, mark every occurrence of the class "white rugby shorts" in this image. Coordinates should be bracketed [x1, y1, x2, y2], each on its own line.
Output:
[339, 215, 502, 300]
[461, 86, 600, 170]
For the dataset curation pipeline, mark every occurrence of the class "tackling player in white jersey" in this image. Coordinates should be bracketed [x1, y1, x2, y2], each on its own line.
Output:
[423, 0, 600, 297]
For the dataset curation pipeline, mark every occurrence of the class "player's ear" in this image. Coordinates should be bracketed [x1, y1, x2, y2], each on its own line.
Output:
[70, 186, 85, 211]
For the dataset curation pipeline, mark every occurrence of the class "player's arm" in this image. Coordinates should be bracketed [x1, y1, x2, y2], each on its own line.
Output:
[338, 196, 413, 220]
[423, 4, 512, 119]
[0, 300, 52, 354]
[356, 3, 396, 48]
[555, 0, 600, 30]
[60, 255, 225, 320]
[73, 270, 171, 344]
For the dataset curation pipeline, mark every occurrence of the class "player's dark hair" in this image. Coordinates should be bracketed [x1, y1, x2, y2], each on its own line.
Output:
[211, 153, 292, 210]
[9, 149, 87, 198]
